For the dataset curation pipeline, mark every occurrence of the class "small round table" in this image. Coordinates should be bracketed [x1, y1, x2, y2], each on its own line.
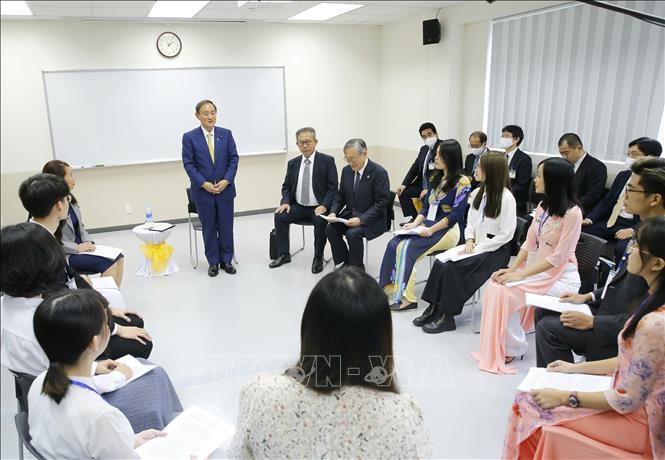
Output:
[131, 223, 180, 277]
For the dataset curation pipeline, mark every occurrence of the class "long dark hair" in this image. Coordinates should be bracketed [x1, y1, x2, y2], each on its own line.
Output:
[622, 217, 665, 339]
[0, 223, 65, 298]
[34, 289, 110, 404]
[539, 157, 579, 217]
[472, 152, 510, 219]
[287, 267, 397, 394]
[429, 139, 464, 194]
[42, 160, 77, 205]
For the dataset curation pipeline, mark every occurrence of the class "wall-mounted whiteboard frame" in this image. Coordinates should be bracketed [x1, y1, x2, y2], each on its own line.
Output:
[43, 66, 288, 168]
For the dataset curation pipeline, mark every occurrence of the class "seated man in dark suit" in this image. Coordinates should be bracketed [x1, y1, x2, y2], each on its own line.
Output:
[396, 122, 438, 225]
[270, 127, 338, 274]
[498, 124, 532, 216]
[558, 132, 607, 216]
[535, 156, 665, 366]
[326, 138, 390, 271]
[464, 130, 489, 190]
[583, 137, 662, 260]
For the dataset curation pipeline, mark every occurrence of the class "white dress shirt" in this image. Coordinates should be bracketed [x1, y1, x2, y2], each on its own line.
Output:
[573, 152, 587, 173]
[1, 295, 126, 392]
[295, 152, 319, 207]
[356, 157, 369, 182]
[465, 188, 517, 253]
[28, 371, 139, 459]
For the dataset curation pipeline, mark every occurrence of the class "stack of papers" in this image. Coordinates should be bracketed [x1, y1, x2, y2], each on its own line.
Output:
[319, 215, 349, 225]
[115, 355, 157, 385]
[393, 227, 425, 236]
[136, 406, 235, 459]
[517, 367, 613, 392]
[435, 244, 487, 263]
[525, 293, 592, 315]
[79, 244, 123, 261]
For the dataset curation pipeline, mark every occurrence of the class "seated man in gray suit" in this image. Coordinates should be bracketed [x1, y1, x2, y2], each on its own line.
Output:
[270, 127, 338, 274]
[326, 138, 390, 271]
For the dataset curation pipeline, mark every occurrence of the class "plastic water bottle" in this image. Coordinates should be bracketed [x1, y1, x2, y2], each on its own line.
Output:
[145, 205, 154, 228]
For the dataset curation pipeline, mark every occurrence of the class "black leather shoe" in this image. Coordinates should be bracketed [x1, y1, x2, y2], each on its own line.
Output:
[269, 254, 291, 269]
[413, 304, 437, 327]
[208, 264, 219, 277]
[422, 314, 456, 334]
[390, 301, 418, 312]
[311, 257, 324, 274]
[221, 262, 236, 274]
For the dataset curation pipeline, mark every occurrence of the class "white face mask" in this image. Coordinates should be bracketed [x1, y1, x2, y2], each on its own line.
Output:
[469, 146, 484, 156]
[424, 136, 438, 149]
[624, 157, 636, 169]
[498, 137, 514, 149]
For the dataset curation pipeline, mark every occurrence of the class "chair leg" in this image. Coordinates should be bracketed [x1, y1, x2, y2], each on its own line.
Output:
[289, 225, 306, 258]
[193, 230, 200, 269]
[470, 290, 481, 334]
[18, 436, 23, 460]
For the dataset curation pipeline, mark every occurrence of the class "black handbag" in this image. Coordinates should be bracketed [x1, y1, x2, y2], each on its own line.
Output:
[269, 229, 278, 260]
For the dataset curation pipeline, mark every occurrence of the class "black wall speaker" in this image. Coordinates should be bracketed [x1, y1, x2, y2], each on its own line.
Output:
[423, 19, 441, 45]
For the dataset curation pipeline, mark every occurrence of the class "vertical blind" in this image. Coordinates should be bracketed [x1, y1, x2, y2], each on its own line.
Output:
[485, 1, 665, 161]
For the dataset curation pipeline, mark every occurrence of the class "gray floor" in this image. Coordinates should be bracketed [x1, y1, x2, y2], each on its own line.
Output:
[1, 213, 536, 459]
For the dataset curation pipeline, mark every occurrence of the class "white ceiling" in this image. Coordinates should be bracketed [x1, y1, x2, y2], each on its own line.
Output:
[5, 1, 461, 25]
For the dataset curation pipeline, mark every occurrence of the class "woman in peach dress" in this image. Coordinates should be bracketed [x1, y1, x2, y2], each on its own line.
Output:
[503, 216, 665, 459]
[472, 158, 582, 374]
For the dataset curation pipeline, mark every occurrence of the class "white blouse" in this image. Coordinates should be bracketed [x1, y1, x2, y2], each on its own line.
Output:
[464, 187, 517, 253]
[28, 372, 139, 459]
[0, 295, 126, 392]
[229, 374, 432, 459]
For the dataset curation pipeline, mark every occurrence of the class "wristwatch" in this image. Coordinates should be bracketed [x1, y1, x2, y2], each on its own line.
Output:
[568, 391, 580, 408]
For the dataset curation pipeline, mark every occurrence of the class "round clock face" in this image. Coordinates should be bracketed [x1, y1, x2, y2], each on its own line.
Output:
[157, 32, 181, 58]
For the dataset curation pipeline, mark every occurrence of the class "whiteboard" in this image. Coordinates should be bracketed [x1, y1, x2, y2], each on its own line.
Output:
[43, 66, 287, 167]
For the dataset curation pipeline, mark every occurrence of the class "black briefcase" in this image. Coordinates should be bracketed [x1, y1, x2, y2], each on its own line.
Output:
[269, 229, 277, 260]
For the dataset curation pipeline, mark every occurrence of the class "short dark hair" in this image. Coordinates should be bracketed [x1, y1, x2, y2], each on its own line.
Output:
[195, 99, 217, 113]
[430, 139, 464, 194]
[18, 173, 70, 218]
[628, 137, 662, 157]
[0, 222, 65, 298]
[501, 125, 524, 146]
[538, 157, 579, 217]
[288, 268, 397, 394]
[558, 132, 583, 149]
[469, 131, 487, 144]
[419, 122, 437, 136]
[631, 157, 665, 209]
[35, 289, 110, 404]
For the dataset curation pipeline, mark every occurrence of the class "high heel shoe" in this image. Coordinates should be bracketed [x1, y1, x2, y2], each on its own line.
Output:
[505, 355, 524, 364]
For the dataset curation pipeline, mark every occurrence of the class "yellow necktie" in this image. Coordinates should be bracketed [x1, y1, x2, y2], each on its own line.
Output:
[207, 132, 214, 164]
[607, 188, 626, 228]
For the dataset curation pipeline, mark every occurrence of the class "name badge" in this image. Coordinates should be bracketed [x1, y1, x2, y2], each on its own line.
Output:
[66, 277, 78, 290]
[509, 169, 516, 179]
[426, 203, 438, 221]
[428, 162, 435, 170]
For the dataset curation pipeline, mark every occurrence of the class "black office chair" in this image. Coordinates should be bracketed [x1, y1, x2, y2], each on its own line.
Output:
[9, 370, 36, 460]
[14, 412, 45, 460]
[186, 188, 238, 269]
[575, 232, 607, 294]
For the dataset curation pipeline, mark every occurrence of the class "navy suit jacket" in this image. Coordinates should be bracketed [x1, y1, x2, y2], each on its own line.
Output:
[586, 170, 636, 226]
[182, 126, 239, 202]
[331, 159, 390, 239]
[508, 148, 532, 212]
[574, 153, 608, 216]
[401, 145, 432, 189]
[280, 152, 338, 210]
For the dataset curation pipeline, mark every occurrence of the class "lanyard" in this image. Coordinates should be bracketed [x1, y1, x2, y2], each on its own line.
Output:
[615, 238, 635, 274]
[536, 210, 550, 249]
[70, 379, 108, 403]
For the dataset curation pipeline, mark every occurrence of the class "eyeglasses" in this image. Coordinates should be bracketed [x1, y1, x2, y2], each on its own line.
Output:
[344, 156, 360, 163]
[625, 186, 655, 195]
[297, 139, 314, 146]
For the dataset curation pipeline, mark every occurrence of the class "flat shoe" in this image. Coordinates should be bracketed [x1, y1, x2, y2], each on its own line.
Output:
[390, 301, 418, 312]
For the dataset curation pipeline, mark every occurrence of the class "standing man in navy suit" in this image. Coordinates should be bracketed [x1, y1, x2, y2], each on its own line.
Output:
[326, 138, 390, 271]
[269, 127, 338, 274]
[182, 99, 239, 277]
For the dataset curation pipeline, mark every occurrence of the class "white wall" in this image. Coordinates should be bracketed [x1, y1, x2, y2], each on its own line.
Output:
[0, 20, 380, 227]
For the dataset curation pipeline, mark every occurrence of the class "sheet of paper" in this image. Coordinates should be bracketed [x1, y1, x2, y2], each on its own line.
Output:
[81, 244, 122, 260]
[525, 293, 592, 316]
[435, 244, 488, 263]
[136, 406, 235, 459]
[393, 227, 425, 236]
[319, 215, 349, 225]
[115, 355, 157, 385]
[505, 272, 550, 287]
[90, 276, 119, 290]
[517, 367, 612, 392]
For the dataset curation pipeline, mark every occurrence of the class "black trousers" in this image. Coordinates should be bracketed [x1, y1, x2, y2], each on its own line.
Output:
[325, 222, 368, 267]
[273, 204, 327, 258]
[421, 244, 510, 316]
[534, 308, 618, 367]
[102, 314, 153, 360]
[397, 184, 423, 220]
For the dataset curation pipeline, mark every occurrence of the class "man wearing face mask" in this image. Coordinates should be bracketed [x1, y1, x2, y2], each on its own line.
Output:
[396, 122, 439, 226]
[464, 131, 489, 190]
[583, 137, 662, 261]
[499, 125, 532, 216]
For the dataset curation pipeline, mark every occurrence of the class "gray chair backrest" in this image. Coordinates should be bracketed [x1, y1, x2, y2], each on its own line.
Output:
[14, 412, 46, 460]
[9, 370, 36, 413]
